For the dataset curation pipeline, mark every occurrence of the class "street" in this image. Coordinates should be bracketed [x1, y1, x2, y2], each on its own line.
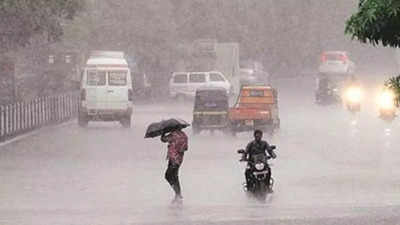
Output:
[1, 77, 400, 225]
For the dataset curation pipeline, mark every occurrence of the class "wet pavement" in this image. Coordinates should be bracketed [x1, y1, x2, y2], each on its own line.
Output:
[1, 76, 400, 225]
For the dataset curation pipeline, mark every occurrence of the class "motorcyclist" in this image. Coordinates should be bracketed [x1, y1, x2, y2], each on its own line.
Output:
[316, 74, 330, 100]
[242, 129, 276, 192]
[316, 73, 341, 104]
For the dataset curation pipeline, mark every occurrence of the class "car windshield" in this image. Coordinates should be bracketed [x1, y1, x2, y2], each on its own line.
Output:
[194, 91, 228, 111]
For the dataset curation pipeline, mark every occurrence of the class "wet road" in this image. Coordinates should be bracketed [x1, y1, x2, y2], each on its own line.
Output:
[1, 76, 400, 225]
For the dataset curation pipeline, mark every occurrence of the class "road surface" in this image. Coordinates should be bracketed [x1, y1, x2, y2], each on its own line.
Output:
[1, 76, 400, 225]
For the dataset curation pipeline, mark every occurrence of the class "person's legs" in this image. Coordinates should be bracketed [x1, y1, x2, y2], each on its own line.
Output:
[165, 162, 182, 200]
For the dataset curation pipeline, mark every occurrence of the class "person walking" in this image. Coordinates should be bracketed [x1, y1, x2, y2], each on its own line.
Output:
[161, 128, 188, 203]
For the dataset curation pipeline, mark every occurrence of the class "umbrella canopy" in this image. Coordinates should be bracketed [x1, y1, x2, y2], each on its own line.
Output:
[145, 118, 190, 138]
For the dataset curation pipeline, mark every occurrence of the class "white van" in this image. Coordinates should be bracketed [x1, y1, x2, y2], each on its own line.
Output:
[79, 51, 133, 128]
[169, 71, 232, 100]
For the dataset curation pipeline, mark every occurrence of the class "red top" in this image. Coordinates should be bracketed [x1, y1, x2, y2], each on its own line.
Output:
[162, 130, 188, 165]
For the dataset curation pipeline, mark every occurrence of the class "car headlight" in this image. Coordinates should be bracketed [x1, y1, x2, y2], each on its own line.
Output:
[378, 90, 395, 110]
[255, 163, 265, 171]
[345, 86, 362, 103]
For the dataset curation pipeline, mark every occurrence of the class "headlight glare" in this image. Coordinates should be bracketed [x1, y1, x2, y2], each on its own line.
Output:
[345, 86, 362, 103]
[255, 163, 265, 171]
[378, 90, 395, 110]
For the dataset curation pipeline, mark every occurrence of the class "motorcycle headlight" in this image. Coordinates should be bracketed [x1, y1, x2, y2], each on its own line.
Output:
[378, 90, 395, 110]
[345, 86, 362, 103]
[255, 163, 265, 171]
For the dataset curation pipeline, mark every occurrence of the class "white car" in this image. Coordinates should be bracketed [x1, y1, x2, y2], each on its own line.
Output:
[79, 51, 133, 128]
[318, 51, 355, 75]
[169, 71, 232, 100]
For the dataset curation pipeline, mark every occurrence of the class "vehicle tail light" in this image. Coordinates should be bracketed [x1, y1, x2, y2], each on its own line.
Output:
[340, 55, 348, 64]
[80, 89, 86, 101]
[321, 54, 326, 62]
[128, 89, 133, 101]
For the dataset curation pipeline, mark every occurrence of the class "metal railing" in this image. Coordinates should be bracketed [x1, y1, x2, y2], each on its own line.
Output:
[0, 92, 79, 142]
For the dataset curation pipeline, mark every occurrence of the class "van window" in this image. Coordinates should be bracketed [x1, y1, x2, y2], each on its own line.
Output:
[173, 74, 187, 83]
[87, 71, 106, 86]
[189, 73, 206, 83]
[109, 71, 128, 86]
[210, 73, 225, 82]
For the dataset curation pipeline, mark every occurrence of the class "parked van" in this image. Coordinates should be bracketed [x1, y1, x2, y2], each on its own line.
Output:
[169, 71, 232, 100]
[79, 51, 133, 128]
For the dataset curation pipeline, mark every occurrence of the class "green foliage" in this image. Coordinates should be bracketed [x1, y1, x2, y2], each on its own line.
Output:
[384, 75, 400, 105]
[346, 0, 400, 47]
[0, 0, 84, 52]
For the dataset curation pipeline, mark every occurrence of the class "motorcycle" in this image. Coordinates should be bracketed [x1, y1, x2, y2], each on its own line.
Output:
[343, 86, 362, 113]
[380, 108, 396, 121]
[315, 87, 341, 105]
[237, 146, 276, 202]
[378, 89, 397, 121]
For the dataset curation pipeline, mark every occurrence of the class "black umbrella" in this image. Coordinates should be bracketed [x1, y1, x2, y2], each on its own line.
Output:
[145, 118, 190, 138]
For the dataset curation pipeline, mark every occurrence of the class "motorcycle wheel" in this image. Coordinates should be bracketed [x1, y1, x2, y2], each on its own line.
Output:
[255, 181, 268, 202]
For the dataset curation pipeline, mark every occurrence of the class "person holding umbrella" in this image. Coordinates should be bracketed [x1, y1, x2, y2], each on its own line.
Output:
[161, 128, 188, 203]
[145, 119, 189, 203]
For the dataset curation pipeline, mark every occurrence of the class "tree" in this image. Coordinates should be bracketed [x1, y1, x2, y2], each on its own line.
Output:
[385, 75, 400, 105]
[345, 0, 400, 47]
[0, 0, 84, 53]
[346, 0, 400, 104]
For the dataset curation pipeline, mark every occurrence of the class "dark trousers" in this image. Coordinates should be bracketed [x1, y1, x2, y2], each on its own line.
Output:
[165, 161, 180, 186]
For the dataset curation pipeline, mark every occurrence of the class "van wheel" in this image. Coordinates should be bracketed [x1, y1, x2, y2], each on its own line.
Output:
[120, 116, 131, 128]
[78, 114, 89, 128]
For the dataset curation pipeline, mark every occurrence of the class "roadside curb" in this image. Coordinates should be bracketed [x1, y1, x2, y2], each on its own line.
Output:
[0, 120, 76, 147]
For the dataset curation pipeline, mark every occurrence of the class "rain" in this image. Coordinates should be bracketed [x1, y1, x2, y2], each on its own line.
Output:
[1, 1, 400, 225]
